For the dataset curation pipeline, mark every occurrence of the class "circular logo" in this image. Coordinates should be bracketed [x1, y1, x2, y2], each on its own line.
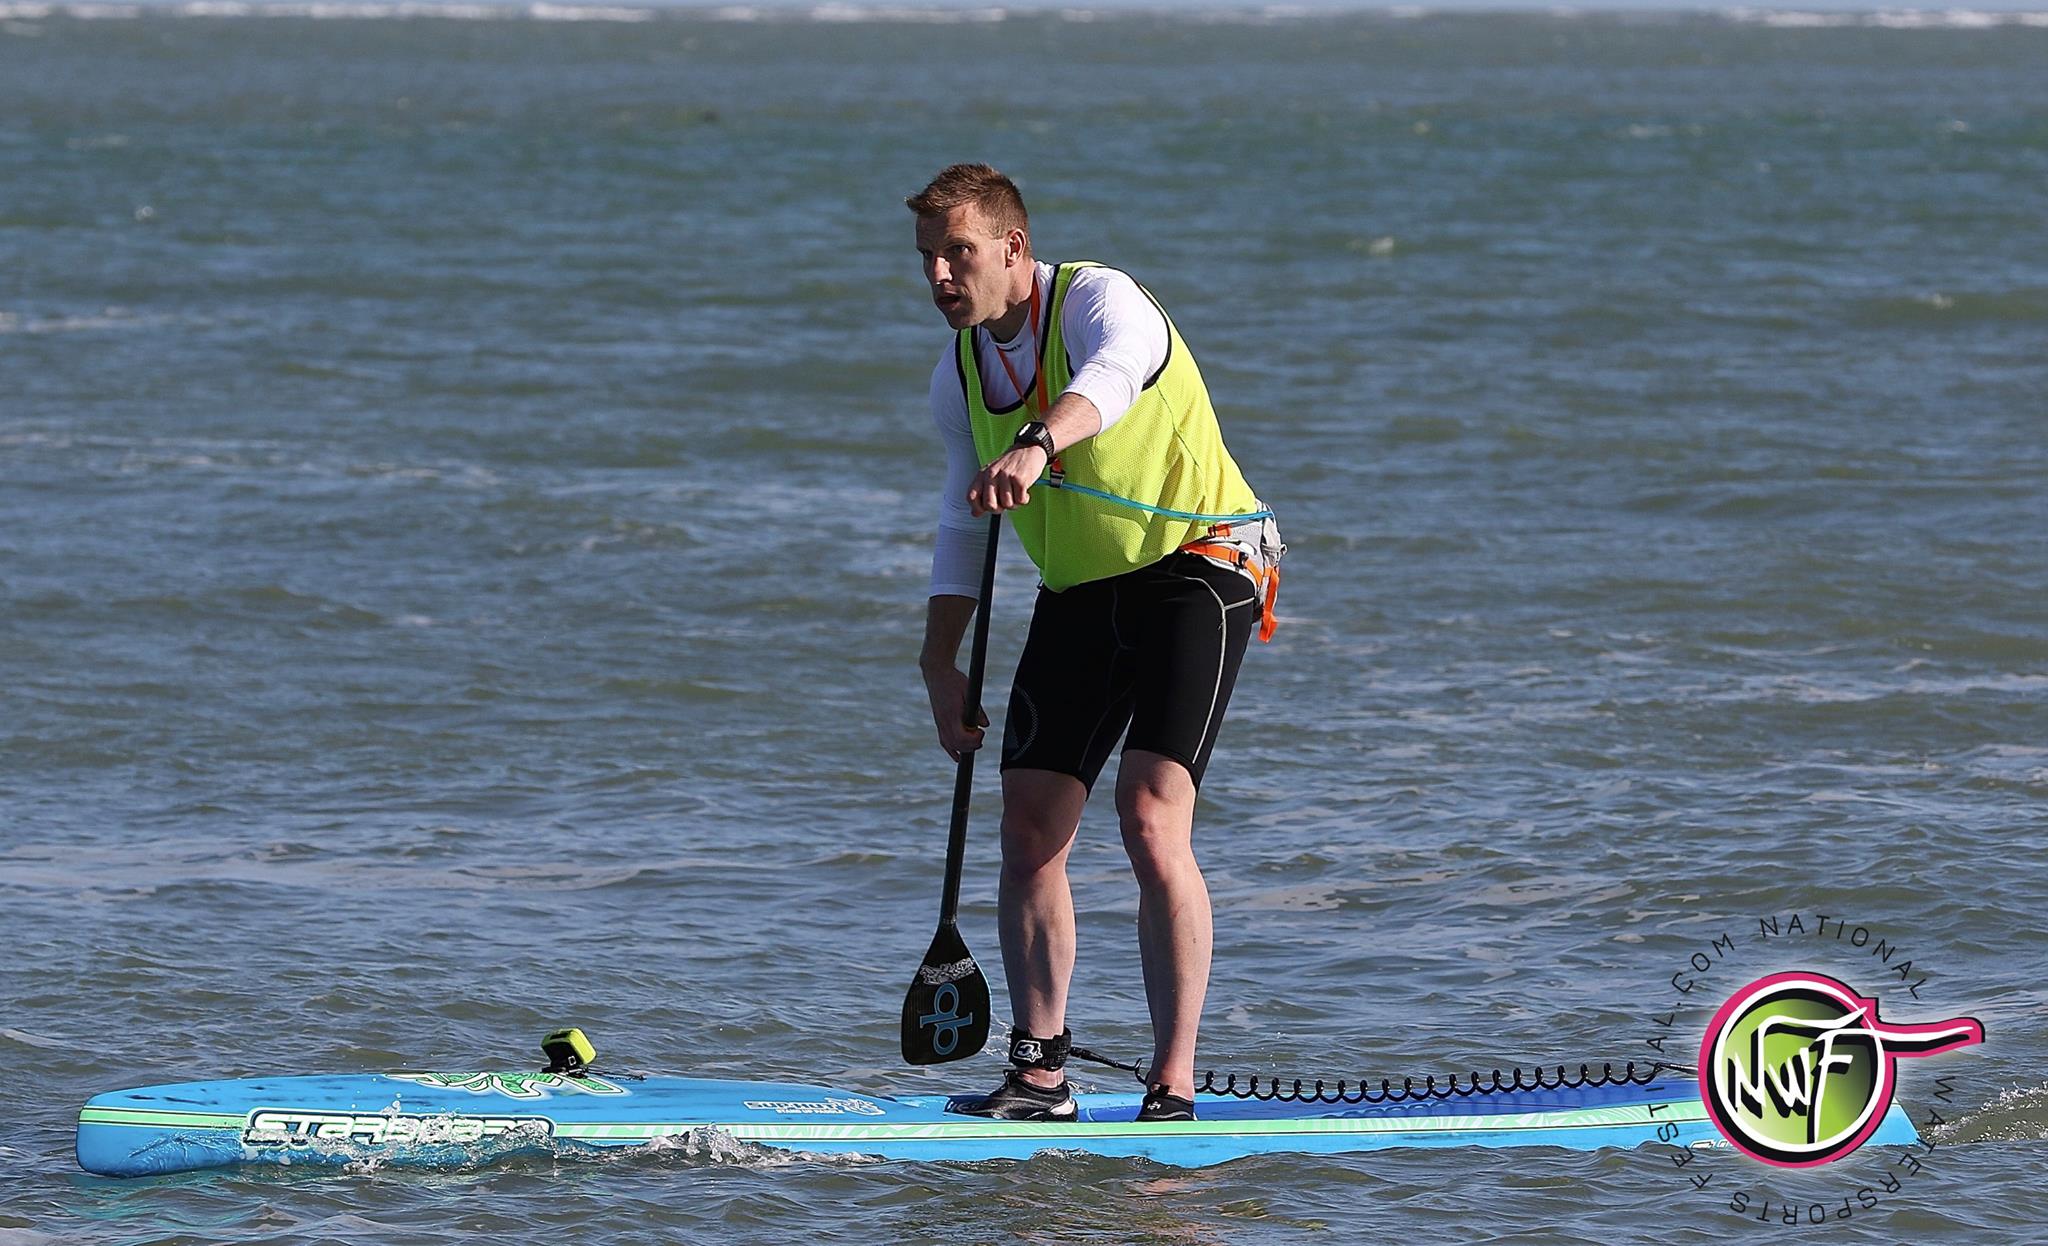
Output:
[1698, 972, 1983, 1168]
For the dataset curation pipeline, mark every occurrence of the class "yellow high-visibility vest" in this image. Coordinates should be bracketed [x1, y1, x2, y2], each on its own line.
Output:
[959, 261, 1261, 591]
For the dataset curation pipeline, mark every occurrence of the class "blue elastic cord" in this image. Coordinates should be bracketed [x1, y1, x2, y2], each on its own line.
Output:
[1042, 479, 1273, 526]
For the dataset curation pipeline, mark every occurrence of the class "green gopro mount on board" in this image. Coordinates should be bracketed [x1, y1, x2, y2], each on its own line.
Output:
[541, 1027, 597, 1075]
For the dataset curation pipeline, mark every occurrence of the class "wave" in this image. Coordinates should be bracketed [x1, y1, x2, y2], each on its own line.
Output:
[1723, 7, 2048, 27]
[10, 3, 2046, 29]
[1848, 289, 2048, 327]
[0, 0, 1009, 19]
[0, 0, 656, 18]
[1929, 1081, 2048, 1145]
[0, 307, 172, 335]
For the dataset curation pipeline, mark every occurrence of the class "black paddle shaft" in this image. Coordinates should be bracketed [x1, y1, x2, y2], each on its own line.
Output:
[939, 513, 1002, 921]
[901, 514, 1000, 1066]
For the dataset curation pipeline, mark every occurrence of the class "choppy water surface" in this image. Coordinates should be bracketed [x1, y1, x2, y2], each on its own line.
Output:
[4, 8, 2046, 1243]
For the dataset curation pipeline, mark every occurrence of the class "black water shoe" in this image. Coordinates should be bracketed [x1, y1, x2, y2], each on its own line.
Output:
[1136, 1085, 1196, 1122]
[952, 1070, 1077, 1121]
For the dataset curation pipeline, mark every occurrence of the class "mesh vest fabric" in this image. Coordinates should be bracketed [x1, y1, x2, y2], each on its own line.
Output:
[957, 262, 1261, 591]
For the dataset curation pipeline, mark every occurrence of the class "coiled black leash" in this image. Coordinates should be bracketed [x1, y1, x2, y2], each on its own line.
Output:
[1067, 1045, 1695, 1106]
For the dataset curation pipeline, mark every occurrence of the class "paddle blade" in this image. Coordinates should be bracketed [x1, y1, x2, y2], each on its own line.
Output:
[900, 921, 991, 1065]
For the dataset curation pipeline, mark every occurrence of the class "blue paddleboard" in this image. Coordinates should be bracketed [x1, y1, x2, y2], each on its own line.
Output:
[76, 1063, 1917, 1177]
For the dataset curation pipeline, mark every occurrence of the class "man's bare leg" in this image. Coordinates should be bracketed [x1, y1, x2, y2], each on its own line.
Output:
[1116, 748, 1208, 1099]
[998, 766, 1088, 1089]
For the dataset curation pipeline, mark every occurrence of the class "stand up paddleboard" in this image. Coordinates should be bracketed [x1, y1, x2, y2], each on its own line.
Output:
[76, 1029, 1917, 1178]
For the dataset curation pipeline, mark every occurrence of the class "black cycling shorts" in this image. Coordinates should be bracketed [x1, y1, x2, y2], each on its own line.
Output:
[1000, 552, 1257, 792]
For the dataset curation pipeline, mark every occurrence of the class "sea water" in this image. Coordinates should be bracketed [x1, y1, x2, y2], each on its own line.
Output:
[3, 6, 2045, 1242]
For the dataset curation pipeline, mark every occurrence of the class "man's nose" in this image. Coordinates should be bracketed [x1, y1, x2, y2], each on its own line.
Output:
[929, 257, 951, 285]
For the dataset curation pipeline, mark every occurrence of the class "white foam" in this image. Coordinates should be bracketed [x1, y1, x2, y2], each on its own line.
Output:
[808, 4, 1006, 21]
[1726, 6, 2048, 28]
[0, 307, 161, 334]
[529, 2, 655, 19]
[207, 2, 507, 17]
[12, 1, 2048, 29]
[138, 0, 1013, 21]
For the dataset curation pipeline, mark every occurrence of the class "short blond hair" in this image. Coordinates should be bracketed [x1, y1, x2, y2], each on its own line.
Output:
[905, 164, 1029, 241]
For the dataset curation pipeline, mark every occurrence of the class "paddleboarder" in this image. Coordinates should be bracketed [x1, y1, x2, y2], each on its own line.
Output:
[908, 164, 1283, 1123]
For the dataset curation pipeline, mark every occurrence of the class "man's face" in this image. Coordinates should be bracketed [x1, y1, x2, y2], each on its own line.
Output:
[915, 203, 1019, 331]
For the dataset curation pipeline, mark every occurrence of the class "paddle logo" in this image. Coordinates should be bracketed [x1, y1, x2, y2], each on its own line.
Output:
[1698, 971, 1983, 1168]
[917, 959, 978, 1057]
[917, 979, 974, 1057]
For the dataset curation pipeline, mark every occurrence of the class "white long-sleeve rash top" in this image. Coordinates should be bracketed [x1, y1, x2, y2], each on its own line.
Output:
[928, 260, 1169, 599]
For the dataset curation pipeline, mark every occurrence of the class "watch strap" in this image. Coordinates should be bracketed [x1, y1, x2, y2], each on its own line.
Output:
[1011, 421, 1055, 459]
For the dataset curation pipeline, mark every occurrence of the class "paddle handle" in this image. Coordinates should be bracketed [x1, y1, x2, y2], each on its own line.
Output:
[940, 514, 1001, 922]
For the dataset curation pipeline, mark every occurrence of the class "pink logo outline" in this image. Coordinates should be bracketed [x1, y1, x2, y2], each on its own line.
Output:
[1697, 971, 1983, 1168]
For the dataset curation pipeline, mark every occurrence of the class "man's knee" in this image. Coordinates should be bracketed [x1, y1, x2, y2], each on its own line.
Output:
[1002, 816, 1074, 878]
[1117, 753, 1197, 889]
[1119, 814, 1197, 889]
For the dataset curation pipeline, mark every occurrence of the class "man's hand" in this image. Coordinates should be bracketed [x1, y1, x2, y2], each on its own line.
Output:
[967, 445, 1047, 517]
[923, 663, 989, 761]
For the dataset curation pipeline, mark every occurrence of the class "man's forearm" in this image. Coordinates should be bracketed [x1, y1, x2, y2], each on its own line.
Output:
[1038, 391, 1102, 455]
[920, 593, 979, 675]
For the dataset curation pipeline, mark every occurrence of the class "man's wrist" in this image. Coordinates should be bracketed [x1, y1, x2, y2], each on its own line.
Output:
[1010, 420, 1056, 460]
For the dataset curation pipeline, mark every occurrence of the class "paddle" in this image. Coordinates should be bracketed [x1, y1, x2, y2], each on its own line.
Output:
[900, 514, 1001, 1065]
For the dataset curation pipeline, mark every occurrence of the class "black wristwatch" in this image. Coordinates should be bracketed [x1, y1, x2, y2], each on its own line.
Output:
[1011, 421, 1056, 460]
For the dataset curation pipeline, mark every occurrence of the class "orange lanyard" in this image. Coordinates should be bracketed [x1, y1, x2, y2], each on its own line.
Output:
[991, 276, 1047, 417]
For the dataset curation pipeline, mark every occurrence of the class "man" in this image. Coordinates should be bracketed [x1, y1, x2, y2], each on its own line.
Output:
[910, 164, 1281, 1124]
